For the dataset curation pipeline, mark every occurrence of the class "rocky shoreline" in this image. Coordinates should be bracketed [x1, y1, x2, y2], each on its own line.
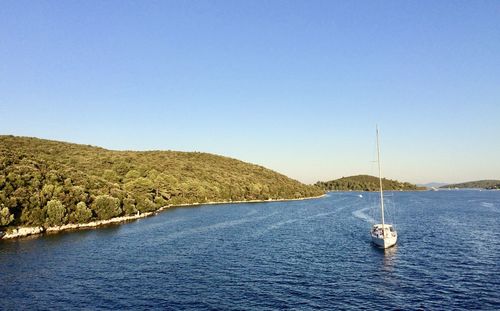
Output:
[2, 212, 154, 239]
[1, 194, 325, 240]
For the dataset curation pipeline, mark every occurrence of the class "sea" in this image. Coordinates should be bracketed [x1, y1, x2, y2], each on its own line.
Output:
[1, 190, 499, 310]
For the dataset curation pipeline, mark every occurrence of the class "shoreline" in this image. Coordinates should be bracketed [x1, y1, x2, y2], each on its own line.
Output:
[1, 194, 326, 240]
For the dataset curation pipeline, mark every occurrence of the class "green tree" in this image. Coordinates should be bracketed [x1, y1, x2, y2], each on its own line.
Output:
[123, 197, 137, 215]
[147, 169, 159, 180]
[154, 196, 168, 208]
[125, 177, 157, 212]
[20, 206, 46, 226]
[40, 184, 63, 206]
[73, 202, 93, 223]
[136, 197, 157, 213]
[102, 169, 120, 183]
[46, 199, 66, 226]
[91, 195, 121, 220]
[0, 206, 14, 226]
[124, 169, 140, 182]
[124, 177, 154, 194]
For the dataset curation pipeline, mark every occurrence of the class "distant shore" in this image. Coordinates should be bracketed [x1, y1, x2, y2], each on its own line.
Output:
[1, 194, 326, 240]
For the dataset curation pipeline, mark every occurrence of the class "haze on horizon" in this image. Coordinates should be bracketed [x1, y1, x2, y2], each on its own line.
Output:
[1, 1, 499, 185]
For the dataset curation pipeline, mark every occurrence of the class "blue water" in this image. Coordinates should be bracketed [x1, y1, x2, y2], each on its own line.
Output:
[1, 191, 499, 310]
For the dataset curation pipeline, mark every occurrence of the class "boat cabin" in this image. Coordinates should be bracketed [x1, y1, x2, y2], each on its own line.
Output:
[371, 224, 396, 239]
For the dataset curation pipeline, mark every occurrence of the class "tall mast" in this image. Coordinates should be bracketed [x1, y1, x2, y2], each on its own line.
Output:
[376, 126, 385, 237]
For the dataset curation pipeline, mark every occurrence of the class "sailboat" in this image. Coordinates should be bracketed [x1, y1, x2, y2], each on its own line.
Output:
[371, 126, 398, 249]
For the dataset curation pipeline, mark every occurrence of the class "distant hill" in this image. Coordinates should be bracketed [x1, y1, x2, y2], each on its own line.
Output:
[439, 180, 500, 189]
[0, 135, 323, 228]
[418, 182, 449, 189]
[315, 175, 425, 191]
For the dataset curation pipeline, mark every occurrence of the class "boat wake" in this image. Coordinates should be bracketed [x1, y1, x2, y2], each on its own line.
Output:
[266, 219, 299, 231]
[352, 206, 376, 224]
[252, 210, 340, 238]
[306, 210, 338, 220]
[160, 211, 278, 243]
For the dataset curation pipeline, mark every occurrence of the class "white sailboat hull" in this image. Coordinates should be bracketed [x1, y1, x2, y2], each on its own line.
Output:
[371, 234, 397, 249]
[371, 224, 397, 249]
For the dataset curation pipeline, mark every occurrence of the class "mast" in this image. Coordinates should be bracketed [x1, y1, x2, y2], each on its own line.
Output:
[376, 126, 385, 238]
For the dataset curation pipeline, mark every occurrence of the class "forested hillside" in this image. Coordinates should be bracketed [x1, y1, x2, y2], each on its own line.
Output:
[315, 175, 424, 191]
[439, 180, 500, 189]
[0, 136, 323, 229]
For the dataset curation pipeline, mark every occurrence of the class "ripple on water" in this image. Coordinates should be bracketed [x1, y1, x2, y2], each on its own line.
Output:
[1, 191, 499, 310]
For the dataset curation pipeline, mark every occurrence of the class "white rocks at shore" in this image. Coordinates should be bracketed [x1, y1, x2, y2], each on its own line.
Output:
[2, 212, 154, 239]
[1, 194, 325, 240]
[3, 226, 45, 239]
[45, 212, 154, 232]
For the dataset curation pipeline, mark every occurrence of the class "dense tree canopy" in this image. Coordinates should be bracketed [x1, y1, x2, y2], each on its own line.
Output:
[439, 180, 500, 189]
[0, 135, 323, 229]
[315, 175, 424, 191]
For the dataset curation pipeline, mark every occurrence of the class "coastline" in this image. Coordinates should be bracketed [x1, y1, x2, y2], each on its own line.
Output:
[1, 194, 326, 240]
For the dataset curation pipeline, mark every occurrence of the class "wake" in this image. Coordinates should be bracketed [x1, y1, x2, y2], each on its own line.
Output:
[252, 207, 344, 238]
[159, 211, 278, 243]
[352, 206, 376, 224]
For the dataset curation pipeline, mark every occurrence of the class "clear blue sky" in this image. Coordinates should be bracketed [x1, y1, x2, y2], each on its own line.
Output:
[1, 1, 499, 184]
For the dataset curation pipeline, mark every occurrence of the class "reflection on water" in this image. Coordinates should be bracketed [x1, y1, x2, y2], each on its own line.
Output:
[382, 245, 398, 272]
[370, 243, 398, 272]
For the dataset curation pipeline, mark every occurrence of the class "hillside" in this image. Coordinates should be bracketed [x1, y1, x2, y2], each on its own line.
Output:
[0, 135, 323, 229]
[439, 180, 500, 189]
[315, 175, 425, 191]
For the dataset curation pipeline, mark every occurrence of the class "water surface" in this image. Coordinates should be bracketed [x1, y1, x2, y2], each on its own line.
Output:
[1, 191, 499, 309]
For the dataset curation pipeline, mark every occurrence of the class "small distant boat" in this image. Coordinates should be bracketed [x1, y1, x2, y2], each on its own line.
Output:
[370, 126, 398, 249]
[358, 194, 363, 198]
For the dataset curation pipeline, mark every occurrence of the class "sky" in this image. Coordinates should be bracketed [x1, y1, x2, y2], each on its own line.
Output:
[1, 1, 499, 184]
